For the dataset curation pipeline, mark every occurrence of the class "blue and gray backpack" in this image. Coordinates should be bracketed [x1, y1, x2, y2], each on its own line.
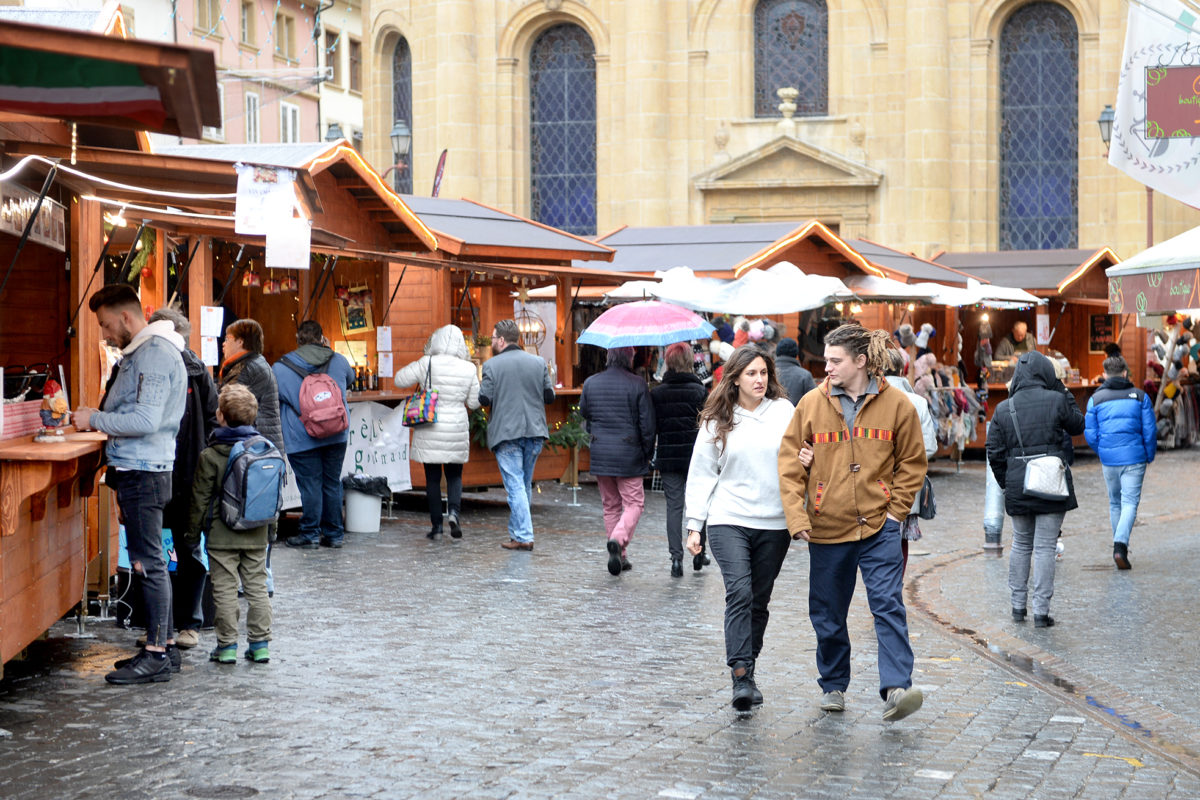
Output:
[207, 435, 285, 531]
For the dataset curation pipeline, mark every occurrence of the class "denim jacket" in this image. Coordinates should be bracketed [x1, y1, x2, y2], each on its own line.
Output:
[91, 321, 187, 472]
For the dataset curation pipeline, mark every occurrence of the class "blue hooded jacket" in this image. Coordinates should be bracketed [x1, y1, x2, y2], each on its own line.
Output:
[1084, 376, 1157, 466]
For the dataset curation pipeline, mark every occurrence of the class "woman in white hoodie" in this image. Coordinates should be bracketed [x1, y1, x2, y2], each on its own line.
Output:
[685, 345, 795, 712]
[395, 326, 481, 539]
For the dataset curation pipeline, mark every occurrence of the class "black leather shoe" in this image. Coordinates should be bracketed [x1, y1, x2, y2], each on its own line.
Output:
[693, 551, 710, 571]
[115, 644, 181, 673]
[106, 649, 171, 684]
[448, 512, 462, 539]
[1012, 607, 1027, 623]
[621, 556, 632, 572]
[1113, 542, 1131, 570]
[746, 662, 764, 705]
[319, 537, 344, 549]
[671, 558, 683, 578]
[426, 526, 441, 540]
[1034, 614, 1055, 628]
[606, 540, 622, 575]
[285, 535, 319, 549]
[731, 663, 756, 711]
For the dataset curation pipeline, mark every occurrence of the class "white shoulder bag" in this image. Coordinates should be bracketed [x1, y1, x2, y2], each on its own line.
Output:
[1007, 400, 1069, 500]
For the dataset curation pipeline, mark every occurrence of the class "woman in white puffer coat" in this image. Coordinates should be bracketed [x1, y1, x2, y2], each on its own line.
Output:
[395, 325, 481, 539]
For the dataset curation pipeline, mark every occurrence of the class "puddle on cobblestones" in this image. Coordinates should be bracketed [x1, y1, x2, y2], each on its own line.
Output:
[185, 786, 258, 798]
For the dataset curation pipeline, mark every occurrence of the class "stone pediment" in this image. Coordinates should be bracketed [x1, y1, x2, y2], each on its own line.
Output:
[694, 136, 882, 191]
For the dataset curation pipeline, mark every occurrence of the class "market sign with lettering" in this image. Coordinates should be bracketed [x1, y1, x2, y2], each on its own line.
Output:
[1145, 66, 1200, 139]
[1109, 269, 1200, 314]
[0, 180, 66, 252]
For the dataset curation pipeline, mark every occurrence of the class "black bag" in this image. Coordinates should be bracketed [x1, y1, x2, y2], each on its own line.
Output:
[917, 475, 936, 520]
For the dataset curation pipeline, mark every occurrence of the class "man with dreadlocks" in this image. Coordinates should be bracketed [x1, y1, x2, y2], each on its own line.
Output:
[778, 323, 928, 722]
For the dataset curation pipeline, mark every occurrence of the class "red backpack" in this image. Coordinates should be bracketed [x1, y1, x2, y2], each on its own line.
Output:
[283, 357, 349, 438]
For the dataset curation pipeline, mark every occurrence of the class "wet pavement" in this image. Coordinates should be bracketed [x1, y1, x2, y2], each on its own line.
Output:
[1, 448, 1199, 799]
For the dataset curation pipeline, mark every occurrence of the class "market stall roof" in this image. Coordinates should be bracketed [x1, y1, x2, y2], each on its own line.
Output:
[400, 196, 614, 264]
[1106, 226, 1199, 313]
[848, 239, 984, 287]
[843, 274, 940, 302]
[581, 222, 803, 273]
[0, 18, 220, 139]
[933, 248, 1119, 298]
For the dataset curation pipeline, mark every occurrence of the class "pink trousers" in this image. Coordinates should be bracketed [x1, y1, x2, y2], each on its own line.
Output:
[596, 475, 645, 551]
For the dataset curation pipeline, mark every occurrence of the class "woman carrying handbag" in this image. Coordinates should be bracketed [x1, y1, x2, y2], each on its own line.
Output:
[395, 326, 481, 539]
[986, 351, 1084, 628]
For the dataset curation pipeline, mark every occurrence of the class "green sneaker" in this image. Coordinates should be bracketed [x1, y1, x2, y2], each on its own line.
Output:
[209, 644, 236, 664]
[244, 642, 270, 663]
[882, 687, 923, 722]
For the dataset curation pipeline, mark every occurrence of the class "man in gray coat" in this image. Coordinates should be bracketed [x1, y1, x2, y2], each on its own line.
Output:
[479, 319, 555, 550]
[775, 337, 816, 404]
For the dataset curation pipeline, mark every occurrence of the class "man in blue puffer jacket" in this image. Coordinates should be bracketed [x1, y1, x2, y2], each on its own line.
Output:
[1084, 355, 1156, 570]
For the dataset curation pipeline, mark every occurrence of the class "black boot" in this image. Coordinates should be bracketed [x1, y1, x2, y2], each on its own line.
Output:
[1034, 614, 1055, 628]
[693, 547, 710, 572]
[1113, 542, 1131, 570]
[731, 662, 756, 711]
[671, 558, 683, 577]
[426, 525, 441, 540]
[745, 661, 764, 706]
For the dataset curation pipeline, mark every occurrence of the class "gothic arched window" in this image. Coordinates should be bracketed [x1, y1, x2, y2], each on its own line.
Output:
[999, 3, 1078, 249]
[754, 0, 828, 117]
[391, 36, 413, 194]
[530, 23, 596, 236]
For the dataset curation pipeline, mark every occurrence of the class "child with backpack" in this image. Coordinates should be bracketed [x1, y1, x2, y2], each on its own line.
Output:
[186, 383, 282, 664]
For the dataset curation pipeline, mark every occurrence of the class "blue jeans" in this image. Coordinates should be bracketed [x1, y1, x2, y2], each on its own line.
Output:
[494, 437, 543, 543]
[808, 519, 913, 699]
[288, 442, 348, 544]
[1103, 462, 1146, 546]
[111, 469, 174, 648]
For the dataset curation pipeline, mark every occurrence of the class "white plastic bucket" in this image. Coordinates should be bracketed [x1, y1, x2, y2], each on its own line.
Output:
[344, 489, 382, 533]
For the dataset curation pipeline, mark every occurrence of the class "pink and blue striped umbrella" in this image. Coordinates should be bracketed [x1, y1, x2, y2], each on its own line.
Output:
[577, 301, 715, 348]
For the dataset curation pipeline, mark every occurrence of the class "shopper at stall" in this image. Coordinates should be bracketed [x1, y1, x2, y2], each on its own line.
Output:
[220, 319, 285, 456]
[684, 346, 794, 711]
[580, 346, 655, 576]
[986, 350, 1085, 627]
[651, 342, 709, 577]
[185, 383, 274, 665]
[75, 285, 187, 684]
[1084, 355, 1156, 570]
[778, 324, 927, 722]
[149, 308, 218, 651]
[774, 337, 816, 404]
[274, 320, 354, 549]
[394, 325, 481, 539]
[479, 319, 555, 551]
[993, 320, 1033, 361]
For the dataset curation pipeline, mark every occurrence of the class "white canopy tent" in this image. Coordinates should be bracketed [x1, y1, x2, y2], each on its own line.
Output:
[606, 262, 856, 314]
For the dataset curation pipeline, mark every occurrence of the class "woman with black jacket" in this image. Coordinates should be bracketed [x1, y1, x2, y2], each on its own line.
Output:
[650, 342, 709, 577]
[986, 351, 1085, 628]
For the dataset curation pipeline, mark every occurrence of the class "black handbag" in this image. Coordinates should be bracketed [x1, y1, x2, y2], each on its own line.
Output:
[917, 475, 936, 520]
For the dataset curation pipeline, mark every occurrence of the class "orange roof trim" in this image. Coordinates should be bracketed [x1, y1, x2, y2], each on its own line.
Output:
[731, 220, 885, 279]
[1056, 247, 1121, 295]
[303, 143, 439, 252]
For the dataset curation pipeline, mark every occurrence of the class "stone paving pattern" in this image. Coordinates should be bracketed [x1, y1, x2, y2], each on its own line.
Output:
[1, 449, 1199, 798]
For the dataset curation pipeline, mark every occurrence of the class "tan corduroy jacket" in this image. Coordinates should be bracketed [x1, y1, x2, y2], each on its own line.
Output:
[778, 377, 927, 544]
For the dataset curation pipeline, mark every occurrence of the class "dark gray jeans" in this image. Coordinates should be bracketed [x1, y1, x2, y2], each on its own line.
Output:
[111, 469, 174, 647]
[707, 524, 791, 667]
[660, 471, 705, 561]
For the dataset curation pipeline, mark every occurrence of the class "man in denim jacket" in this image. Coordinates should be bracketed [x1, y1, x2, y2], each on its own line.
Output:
[75, 285, 186, 684]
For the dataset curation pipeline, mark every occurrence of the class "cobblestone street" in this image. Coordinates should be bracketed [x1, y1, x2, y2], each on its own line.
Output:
[1, 448, 1199, 799]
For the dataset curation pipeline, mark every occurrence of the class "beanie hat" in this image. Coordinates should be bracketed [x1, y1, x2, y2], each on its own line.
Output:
[776, 337, 799, 358]
[895, 324, 916, 348]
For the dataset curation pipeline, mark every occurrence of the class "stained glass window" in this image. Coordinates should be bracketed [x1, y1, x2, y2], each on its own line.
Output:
[999, 3, 1078, 250]
[530, 24, 597, 236]
[754, 0, 828, 117]
[391, 37, 413, 195]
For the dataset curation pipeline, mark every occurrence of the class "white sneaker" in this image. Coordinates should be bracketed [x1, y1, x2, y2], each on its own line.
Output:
[1056, 539, 1064, 561]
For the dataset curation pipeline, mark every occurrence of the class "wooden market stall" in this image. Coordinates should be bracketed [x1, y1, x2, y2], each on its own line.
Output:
[0, 18, 220, 674]
[935, 248, 1132, 447]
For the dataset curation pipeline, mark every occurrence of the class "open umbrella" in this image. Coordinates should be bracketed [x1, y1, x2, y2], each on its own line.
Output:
[577, 300, 715, 348]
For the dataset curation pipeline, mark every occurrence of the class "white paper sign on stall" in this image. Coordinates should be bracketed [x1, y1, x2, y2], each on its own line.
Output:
[1036, 313, 1051, 345]
[266, 216, 311, 270]
[376, 326, 392, 352]
[200, 336, 219, 366]
[200, 306, 224, 338]
[234, 163, 295, 236]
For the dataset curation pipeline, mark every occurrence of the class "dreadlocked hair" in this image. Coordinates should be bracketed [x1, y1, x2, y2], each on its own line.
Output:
[823, 323, 893, 377]
[698, 345, 787, 453]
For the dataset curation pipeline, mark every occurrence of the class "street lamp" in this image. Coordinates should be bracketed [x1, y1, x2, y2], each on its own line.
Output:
[325, 122, 344, 142]
[1097, 104, 1152, 247]
[382, 119, 412, 193]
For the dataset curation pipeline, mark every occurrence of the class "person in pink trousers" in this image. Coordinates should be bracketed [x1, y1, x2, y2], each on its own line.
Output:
[579, 346, 656, 575]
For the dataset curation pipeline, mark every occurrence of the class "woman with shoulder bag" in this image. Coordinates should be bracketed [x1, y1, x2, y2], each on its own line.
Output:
[395, 325, 481, 539]
[986, 351, 1085, 628]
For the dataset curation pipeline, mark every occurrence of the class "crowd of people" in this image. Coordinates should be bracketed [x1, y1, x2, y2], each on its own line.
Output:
[70, 294, 1155, 725]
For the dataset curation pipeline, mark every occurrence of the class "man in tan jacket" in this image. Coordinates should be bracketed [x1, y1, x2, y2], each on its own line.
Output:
[778, 323, 927, 722]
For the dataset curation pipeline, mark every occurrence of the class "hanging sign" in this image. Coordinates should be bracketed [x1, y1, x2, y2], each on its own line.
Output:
[265, 215, 311, 269]
[0, 180, 65, 252]
[1036, 312, 1051, 345]
[234, 163, 295, 235]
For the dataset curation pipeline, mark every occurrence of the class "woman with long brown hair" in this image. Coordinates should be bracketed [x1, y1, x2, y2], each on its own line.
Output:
[684, 345, 795, 712]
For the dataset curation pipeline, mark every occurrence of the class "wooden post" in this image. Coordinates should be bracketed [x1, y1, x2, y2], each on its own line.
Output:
[70, 196, 103, 407]
[187, 236, 213, 356]
[555, 276, 576, 388]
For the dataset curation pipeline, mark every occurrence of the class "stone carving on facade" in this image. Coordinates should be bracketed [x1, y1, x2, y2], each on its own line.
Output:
[544, 0, 565, 10]
[849, 117, 867, 162]
[714, 121, 731, 164]
[776, 87, 799, 138]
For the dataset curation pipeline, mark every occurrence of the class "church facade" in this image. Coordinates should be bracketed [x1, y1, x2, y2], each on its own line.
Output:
[360, 0, 1198, 260]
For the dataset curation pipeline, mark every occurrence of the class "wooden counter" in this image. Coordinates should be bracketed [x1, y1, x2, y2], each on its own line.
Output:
[960, 382, 1096, 451]
[0, 431, 107, 669]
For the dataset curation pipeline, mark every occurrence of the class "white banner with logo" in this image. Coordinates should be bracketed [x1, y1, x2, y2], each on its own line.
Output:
[1109, 0, 1200, 206]
[280, 402, 411, 510]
